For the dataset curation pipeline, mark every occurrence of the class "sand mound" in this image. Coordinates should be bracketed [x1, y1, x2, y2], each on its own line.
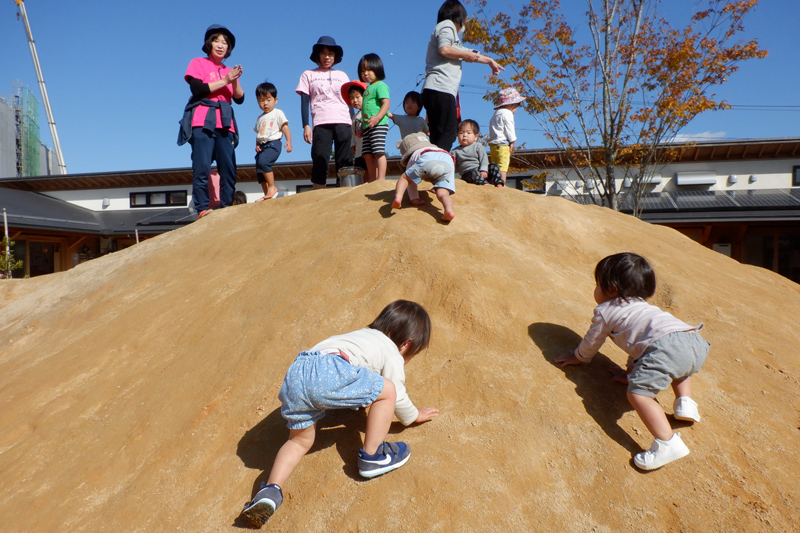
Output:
[1, 181, 798, 532]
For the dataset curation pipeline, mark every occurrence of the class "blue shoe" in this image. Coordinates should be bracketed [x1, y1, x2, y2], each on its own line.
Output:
[242, 482, 282, 528]
[357, 441, 411, 478]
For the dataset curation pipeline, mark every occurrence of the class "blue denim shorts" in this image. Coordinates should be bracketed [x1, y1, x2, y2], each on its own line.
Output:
[627, 331, 710, 397]
[255, 140, 282, 175]
[406, 151, 456, 194]
[278, 351, 385, 430]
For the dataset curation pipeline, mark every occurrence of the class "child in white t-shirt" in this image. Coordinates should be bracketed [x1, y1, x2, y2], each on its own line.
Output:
[253, 82, 292, 201]
[488, 87, 524, 187]
[240, 300, 439, 528]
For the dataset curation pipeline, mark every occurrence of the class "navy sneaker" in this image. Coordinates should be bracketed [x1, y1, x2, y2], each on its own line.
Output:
[357, 441, 411, 478]
[241, 482, 283, 528]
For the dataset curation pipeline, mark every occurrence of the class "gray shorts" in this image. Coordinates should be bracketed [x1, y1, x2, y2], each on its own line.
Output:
[627, 331, 710, 397]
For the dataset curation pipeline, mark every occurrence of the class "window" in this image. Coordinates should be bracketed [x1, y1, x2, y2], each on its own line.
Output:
[793, 166, 800, 187]
[129, 190, 188, 208]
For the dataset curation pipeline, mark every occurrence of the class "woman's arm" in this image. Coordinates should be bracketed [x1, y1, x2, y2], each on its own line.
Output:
[300, 93, 312, 144]
[204, 65, 243, 95]
[438, 47, 504, 76]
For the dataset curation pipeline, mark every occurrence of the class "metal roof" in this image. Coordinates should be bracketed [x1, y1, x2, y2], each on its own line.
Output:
[0, 188, 194, 234]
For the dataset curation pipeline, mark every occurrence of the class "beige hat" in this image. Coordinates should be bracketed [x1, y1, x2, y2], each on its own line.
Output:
[397, 132, 436, 166]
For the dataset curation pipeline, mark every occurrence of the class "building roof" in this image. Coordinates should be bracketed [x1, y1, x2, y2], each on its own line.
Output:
[0, 187, 193, 235]
[0, 160, 408, 192]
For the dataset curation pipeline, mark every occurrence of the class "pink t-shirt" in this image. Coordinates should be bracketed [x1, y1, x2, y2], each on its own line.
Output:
[185, 57, 237, 132]
[295, 67, 351, 126]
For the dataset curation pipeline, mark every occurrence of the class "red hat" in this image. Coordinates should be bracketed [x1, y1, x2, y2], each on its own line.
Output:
[340, 80, 367, 104]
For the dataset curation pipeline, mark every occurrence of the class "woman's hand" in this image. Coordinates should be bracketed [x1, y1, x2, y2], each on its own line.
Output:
[225, 65, 243, 84]
[486, 58, 503, 76]
[303, 125, 312, 144]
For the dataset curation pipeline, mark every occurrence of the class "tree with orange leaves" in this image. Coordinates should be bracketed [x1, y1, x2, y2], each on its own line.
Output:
[465, 0, 767, 214]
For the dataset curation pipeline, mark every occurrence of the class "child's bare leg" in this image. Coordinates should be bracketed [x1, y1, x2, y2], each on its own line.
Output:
[264, 172, 278, 197]
[267, 425, 316, 488]
[627, 391, 672, 441]
[392, 174, 412, 208]
[375, 154, 387, 181]
[404, 182, 424, 205]
[435, 188, 455, 221]
[363, 154, 376, 183]
[259, 176, 270, 197]
[363, 378, 397, 455]
[497, 171, 507, 187]
[672, 376, 692, 398]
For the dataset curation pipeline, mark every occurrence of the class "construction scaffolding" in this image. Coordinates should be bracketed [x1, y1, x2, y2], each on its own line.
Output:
[15, 84, 40, 177]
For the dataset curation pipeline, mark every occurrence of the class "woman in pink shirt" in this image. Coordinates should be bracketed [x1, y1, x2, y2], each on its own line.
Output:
[180, 25, 244, 218]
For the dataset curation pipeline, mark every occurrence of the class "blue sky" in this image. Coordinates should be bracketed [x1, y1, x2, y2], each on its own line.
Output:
[2, 0, 799, 175]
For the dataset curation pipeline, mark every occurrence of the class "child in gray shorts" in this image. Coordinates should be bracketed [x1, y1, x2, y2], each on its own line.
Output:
[556, 252, 710, 471]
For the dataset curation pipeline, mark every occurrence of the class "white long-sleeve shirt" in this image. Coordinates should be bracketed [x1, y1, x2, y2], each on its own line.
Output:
[311, 328, 419, 425]
[575, 298, 701, 367]
[488, 107, 516, 145]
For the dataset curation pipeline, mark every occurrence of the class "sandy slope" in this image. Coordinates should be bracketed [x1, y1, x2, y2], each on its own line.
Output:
[1, 181, 798, 532]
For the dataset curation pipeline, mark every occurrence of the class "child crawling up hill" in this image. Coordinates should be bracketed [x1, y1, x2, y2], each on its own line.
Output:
[240, 300, 439, 528]
[392, 133, 457, 222]
[556, 253, 710, 470]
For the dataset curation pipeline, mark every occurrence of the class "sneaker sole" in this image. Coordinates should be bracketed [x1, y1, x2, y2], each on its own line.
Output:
[634, 447, 690, 470]
[673, 412, 700, 423]
[242, 500, 276, 528]
[359, 452, 411, 478]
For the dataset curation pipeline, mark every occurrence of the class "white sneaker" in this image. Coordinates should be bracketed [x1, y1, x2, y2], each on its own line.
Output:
[673, 397, 701, 422]
[634, 433, 690, 470]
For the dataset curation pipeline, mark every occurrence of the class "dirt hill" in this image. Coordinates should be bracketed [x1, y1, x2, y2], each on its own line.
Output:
[1, 181, 798, 532]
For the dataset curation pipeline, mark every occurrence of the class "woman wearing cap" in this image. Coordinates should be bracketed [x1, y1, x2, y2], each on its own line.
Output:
[296, 36, 353, 190]
[422, 1, 503, 151]
[178, 25, 244, 218]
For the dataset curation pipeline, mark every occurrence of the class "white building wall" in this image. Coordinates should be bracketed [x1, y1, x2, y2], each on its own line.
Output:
[536, 157, 800, 196]
[41, 179, 313, 211]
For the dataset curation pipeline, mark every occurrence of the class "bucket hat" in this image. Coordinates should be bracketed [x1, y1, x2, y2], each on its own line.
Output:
[398, 133, 436, 167]
[494, 87, 525, 109]
[203, 24, 235, 55]
[340, 80, 368, 104]
[310, 36, 343, 65]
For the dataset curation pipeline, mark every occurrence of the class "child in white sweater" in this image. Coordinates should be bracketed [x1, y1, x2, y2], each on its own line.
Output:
[556, 253, 710, 471]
